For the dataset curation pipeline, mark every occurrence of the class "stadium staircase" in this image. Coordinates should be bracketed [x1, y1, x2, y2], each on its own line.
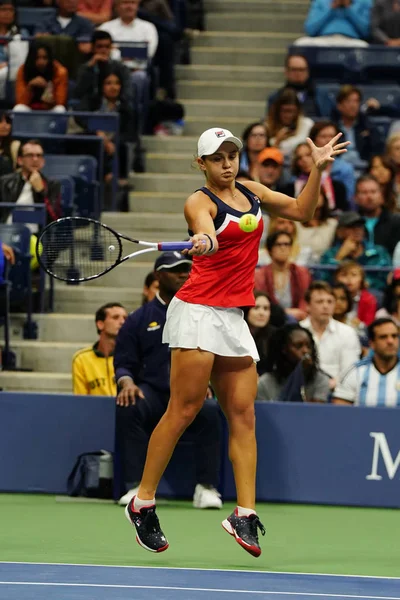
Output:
[1, 0, 309, 392]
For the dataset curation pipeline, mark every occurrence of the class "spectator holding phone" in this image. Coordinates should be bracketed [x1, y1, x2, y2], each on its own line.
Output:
[267, 88, 314, 161]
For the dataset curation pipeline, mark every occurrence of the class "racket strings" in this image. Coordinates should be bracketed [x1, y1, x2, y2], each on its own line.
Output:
[39, 219, 121, 282]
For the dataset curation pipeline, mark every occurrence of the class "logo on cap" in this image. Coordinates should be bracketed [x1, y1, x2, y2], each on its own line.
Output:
[215, 130, 225, 138]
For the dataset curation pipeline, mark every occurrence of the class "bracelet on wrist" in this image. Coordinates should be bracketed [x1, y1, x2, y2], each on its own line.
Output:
[203, 233, 214, 254]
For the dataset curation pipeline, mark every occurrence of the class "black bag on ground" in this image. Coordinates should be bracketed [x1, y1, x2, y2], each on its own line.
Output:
[67, 451, 113, 499]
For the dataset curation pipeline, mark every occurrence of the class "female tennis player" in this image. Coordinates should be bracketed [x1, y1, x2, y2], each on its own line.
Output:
[125, 127, 349, 557]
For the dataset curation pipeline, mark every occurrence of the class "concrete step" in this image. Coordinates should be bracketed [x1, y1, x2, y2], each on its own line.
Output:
[183, 98, 264, 119]
[205, 13, 305, 33]
[142, 135, 197, 153]
[10, 340, 89, 373]
[176, 64, 282, 82]
[204, 0, 309, 12]
[0, 372, 72, 393]
[193, 31, 299, 50]
[184, 116, 250, 136]
[53, 286, 143, 314]
[105, 211, 187, 232]
[191, 46, 286, 67]
[86, 261, 167, 288]
[129, 192, 186, 213]
[129, 172, 203, 193]
[145, 153, 194, 174]
[178, 80, 280, 102]
[9, 313, 95, 343]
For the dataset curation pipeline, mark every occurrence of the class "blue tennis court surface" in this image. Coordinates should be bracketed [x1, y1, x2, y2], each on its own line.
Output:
[0, 563, 399, 600]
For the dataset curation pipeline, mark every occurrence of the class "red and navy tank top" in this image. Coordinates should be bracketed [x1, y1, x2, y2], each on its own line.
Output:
[176, 181, 263, 308]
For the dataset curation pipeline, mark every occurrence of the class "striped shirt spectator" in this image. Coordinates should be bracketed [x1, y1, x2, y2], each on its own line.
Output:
[333, 318, 400, 406]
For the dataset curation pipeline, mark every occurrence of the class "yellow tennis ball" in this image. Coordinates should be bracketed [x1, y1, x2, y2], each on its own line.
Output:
[239, 214, 258, 233]
[30, 235, 42, 270]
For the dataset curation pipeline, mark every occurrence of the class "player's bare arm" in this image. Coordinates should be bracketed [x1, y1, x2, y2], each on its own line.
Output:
[245, 133, 350, 222]
[184, 191, 219, 256]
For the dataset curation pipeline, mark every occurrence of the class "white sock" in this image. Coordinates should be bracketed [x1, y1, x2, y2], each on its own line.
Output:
[133, 495, 155, 511]
[236, 505, 256, 517]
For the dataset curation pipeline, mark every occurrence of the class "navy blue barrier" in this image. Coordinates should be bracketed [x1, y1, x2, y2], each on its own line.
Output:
[1, 393, 399, 507]
[225, 403, 400, 508]
[0, 393, 115, 494]
[288, 45, 400, 83]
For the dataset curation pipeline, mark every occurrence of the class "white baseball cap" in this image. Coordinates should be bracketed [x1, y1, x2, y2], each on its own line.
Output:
[197, 127, 243, 157]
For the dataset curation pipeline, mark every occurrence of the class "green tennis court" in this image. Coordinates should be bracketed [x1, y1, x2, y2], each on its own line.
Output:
[1, 494, 399, 577]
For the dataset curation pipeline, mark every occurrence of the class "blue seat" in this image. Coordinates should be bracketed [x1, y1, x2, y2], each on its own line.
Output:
[358, 84, 400, 107]
[0, 223, 36, 338]
[11, 112, 68, 136]
[316, 83, 340, 108]
[359, 47, 400, 83]
[118, 42, 149, 68]
[42, 154, 98, 183]
[318, 83, 400, 109]
[59, 176, 75, 213]
[0, 203, 50, 318]
[369, 116, 394, 141]
[16, 7, 56, 35]
[289, 46, 360, 82]
[42, 157, 100, 219]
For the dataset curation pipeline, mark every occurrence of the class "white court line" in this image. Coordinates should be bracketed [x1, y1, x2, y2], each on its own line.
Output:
[0, 562, 399, 581]
[0, 582, 399, 599]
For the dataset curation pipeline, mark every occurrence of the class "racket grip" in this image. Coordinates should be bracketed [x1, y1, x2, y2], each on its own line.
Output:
[158, 241, 193, 251]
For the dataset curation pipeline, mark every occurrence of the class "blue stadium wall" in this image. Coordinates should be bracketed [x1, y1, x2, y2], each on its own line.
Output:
[0, 393, 399, 508]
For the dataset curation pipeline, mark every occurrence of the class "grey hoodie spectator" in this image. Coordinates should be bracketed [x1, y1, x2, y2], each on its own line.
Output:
[371, 0, 400, 45]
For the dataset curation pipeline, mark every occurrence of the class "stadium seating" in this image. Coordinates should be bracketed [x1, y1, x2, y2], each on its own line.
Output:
[0, 260, 12, 368]
[0, 222, 36, 338]
[288, 46, 400, 84]
[16, 7, 56, 35]
[42, 155, 100, 220]
[118, 42, 149, 69]
[11, 112, 68, 136]
[11, 111, 120, 208]
[43, 154, 97, 183]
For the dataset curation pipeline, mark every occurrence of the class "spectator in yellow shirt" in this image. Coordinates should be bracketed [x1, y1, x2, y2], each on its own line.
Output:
[72, 302, 128, 395]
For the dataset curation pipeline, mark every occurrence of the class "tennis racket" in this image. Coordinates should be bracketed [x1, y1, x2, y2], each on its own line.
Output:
[36, 216, 193, 283]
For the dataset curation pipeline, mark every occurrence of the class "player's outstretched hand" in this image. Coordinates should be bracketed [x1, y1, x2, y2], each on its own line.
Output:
[116, 380, 145, 407]
[306, 132, 350, 172]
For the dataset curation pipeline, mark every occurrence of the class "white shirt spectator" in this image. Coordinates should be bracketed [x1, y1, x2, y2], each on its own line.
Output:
[334, 357, 400, 407]
[99, 17, 158, 59]
[6, 180, 37, 234]
[300, 316, 361, 379]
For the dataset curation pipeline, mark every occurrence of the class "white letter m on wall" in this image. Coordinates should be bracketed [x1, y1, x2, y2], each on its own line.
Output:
[367, 433, 400, 481]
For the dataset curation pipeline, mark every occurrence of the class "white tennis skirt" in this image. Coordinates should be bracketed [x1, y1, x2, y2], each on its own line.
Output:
[162, 297, 260, 361]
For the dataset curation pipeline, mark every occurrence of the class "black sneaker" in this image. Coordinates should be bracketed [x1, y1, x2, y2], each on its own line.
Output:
[125, 498, 169, 553]
[222, 509, 266, 557]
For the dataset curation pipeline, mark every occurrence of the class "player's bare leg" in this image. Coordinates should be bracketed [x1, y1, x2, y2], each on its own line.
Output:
[125, 348, 214, 552]
[211, 356, 265, 557]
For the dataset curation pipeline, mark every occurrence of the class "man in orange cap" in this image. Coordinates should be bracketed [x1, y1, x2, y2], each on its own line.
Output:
[257, 147, 285, 191]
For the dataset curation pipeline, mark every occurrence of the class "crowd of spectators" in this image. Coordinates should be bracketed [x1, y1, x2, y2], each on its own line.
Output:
[3, 0, 400, 416]
[220, 1, 400, 412]
[0, 0, 196, 200]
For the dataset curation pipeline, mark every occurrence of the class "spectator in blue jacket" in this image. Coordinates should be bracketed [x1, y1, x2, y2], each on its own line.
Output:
[36, 0, 94, 56]
[319, 211, 392, 291]
[114, 251, 223, 510]
[267, 54, 333, 118]
[294, 0, 371, 47]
